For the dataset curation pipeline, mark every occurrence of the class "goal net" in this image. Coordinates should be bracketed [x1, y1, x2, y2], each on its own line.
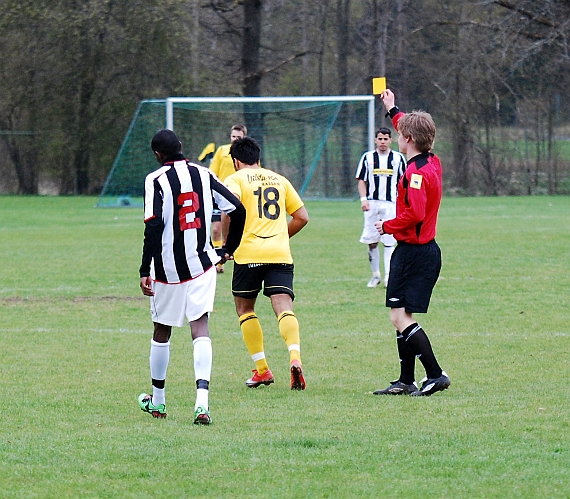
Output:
[97, 96, 375, 207]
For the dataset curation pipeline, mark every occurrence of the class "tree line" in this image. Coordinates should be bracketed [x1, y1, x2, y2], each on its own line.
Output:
[1, 0, 569, 196]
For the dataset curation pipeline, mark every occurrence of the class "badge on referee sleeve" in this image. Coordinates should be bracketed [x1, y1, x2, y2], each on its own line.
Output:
[410, 173, 423, 189]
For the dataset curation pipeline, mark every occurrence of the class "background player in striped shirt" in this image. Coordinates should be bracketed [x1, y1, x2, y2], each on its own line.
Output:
[209, 124, 247, 273]
[138, 129, 245, 424]
[356, 128, 406, 288]
[223, 137, 309, 390]
[373, 89, 450, 397]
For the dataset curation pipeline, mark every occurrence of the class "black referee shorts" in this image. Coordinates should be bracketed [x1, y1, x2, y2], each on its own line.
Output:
[232, 263, 295, 300]
[386, 240, 441, 313]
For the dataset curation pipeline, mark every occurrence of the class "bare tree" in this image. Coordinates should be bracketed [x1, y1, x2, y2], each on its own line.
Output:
[1, 0, 570, 196]
[0, 0, 195, 194]
[491, 0, 570, 194]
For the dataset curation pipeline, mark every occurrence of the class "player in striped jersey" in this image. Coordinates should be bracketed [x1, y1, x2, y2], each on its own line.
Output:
[223, 137, 309, 390]
[356, 128, 406, 288]
[138, 129, 245, 424]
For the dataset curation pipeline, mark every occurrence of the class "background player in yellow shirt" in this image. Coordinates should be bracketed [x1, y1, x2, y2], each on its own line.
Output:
[223, 137, 309, 390]
[209, 124, 247, 273]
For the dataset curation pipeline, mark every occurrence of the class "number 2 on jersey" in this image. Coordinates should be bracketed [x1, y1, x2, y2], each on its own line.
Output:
[178, 192, 201, 230]
[253, 187, 280, 220]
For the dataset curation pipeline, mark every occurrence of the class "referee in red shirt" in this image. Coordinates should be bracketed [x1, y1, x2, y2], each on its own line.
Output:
[373, 89, 450, 397]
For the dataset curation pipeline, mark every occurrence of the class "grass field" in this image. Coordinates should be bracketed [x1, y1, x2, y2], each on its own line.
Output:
[1, 195, 569, 498]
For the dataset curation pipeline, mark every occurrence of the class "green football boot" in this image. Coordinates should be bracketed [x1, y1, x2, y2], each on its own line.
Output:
[138, 393, 167, 418]
[193, 406, 211, 425]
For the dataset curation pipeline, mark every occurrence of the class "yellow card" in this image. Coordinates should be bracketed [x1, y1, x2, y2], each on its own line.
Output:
[372, 77, 386, 95]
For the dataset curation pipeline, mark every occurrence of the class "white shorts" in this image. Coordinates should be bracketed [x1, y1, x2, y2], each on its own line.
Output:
[359, 200, 397, 246]
[150, 266, 217, 327]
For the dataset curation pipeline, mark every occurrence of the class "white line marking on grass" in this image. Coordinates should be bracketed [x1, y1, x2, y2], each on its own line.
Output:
[0, 327, 148, 334]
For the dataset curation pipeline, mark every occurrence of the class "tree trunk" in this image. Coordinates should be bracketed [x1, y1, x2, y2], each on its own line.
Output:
[317, 1, 329, 94]
[242, 0, 264, 160]
[369, 0, 389, 127]
[394, 0, 408, 107]
[547, 94, 554, 194]
[336, 0, 352, 195]
[242, 0, 262, 97]
[5, 134, 38, 194]
[190, 0, 200, 87]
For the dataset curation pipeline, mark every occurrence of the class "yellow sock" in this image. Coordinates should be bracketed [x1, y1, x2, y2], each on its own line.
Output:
[239, 312, 269, 374]
[212, 239, 223, 249]
[277, 311, 301, 364]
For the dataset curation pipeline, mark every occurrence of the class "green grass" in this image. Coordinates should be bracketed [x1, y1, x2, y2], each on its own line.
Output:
[1, 195, 569, 498]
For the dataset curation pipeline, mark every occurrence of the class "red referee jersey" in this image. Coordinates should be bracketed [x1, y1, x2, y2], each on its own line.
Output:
[382, 112, 442, 244]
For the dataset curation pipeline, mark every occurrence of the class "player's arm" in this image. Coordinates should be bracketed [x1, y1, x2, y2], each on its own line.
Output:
[219, 205, 245, 262]
[139, 217, 162, 296]
[288, 205, 308, 238]
[357, 179, 369, 211]
[355, 153, 370, 211]
[220, 175, 240, 250]
[283, 179, 308, 237]
[221, 211, 230, 249]
[139, 177, 164, 296]
[140, 215, 162, 270]
[219, 206, 245, 262]
[381, 89, 405, 131]
[212, 175, 245, 260]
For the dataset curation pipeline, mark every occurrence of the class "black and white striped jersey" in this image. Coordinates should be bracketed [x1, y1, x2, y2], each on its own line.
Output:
[140, 156, 244, 283]
[355, 149, 406, 202]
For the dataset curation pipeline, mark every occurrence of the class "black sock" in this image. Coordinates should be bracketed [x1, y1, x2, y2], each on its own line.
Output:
[196, 379, 209, 390]
[152, 378, 165, 389]
[396, 330, 416, 385]
[402, 323, 442, 380]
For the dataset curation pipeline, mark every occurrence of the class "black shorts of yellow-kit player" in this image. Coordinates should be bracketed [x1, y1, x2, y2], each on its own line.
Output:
[232, 263, 295, 300]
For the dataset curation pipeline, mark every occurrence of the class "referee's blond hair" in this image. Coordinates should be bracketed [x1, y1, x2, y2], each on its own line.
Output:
[398, 111, 435, 153]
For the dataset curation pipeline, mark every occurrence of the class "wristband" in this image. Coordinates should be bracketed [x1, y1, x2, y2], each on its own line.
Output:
[360, 196, 367, 202]
[385, 106, 400, 118]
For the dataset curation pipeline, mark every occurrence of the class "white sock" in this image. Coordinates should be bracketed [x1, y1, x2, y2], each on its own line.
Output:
[152, 387, 165, 407]
[384, 245, 396, 281]
[193, 336, 212, 409]
[368, 246, 381, 277]
[195, 389, 209, 411]
[150, 339, 170, 406]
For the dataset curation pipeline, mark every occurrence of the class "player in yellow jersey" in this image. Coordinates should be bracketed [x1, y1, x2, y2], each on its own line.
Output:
[209, 124, 247, 273]
[223, 137, 309, 390]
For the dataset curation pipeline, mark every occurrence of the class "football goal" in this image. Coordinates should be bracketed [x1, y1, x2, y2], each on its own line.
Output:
[97, 95, 376, 207]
